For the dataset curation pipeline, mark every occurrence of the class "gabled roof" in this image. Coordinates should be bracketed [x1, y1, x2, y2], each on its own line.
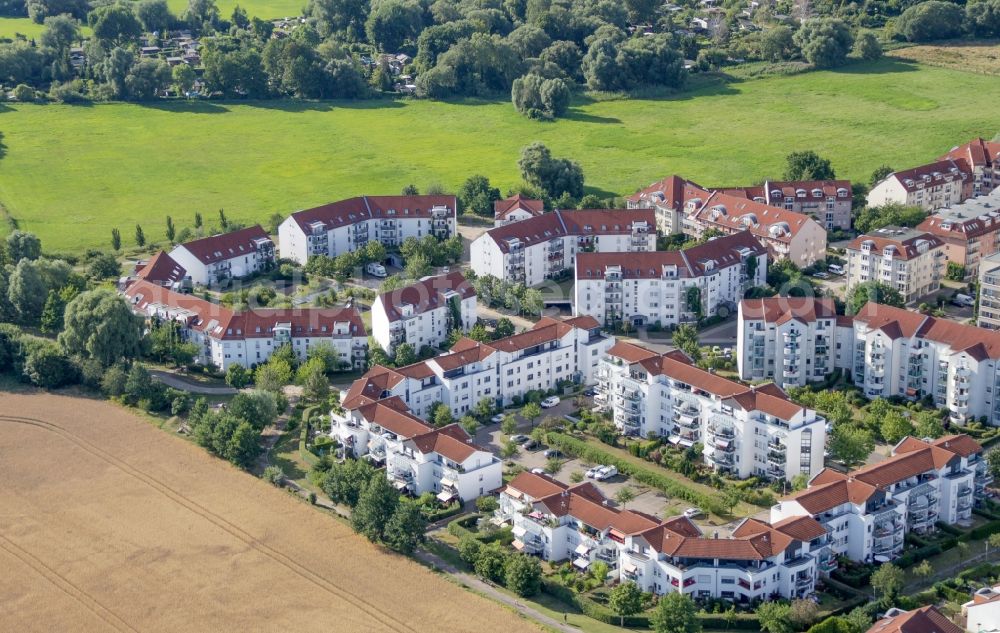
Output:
[534, 483, 660, 534]
[931, 434, 983, 458]
[787, 477, 878, 514]
[342, 365, 406, 409]
[917, 188, 1000, 240]
[482, 209, 655, 253]
[739, 297, 839, 326]
[879, 159, 968, 193]
[407, 423, 480, 463]
[173, 225, 272, 265]
[136, 251, 187, 285]
[504, 471, 567, 500]
[940, 137, 1000, 170]
[377, 272, 475, 323]
[855, 302, 1000, 358]
[287, 195, 456, 233]
[847, 227, 944, 261]
[494, 194, 544, 220]
[607, 340, 662, 364]
[627, 175, 708, 209]
[357, 398, 431, 439]
[690, 191, 819, 244]
[852, 303, 930, 340]
[866, 606, 963, 633]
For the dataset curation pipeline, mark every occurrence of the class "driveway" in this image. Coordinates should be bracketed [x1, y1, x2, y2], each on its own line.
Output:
[150, 370, 237, 395]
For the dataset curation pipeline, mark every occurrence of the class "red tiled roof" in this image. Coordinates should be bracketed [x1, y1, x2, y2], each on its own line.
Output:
[788, 478, 878, 514]
[852, 303, 929, 340]
[433, 344, 496, 371]
[483, 209, 654, 253]
[932, 434, 982, 458]
[940, 137, 1000, 171]
[772, 515, 828, 542]
[739, 297, 838, 325]
[174, 225, 272, 265]
[866, 606, 963, 633]
[847, 230, 944, 261]
[377, 271, 474, 322]
[855, 303, 1000, 358]
[882, 160, 968, 193]
[357, 398, 431, 439]
[728, 389, 804, 421]
[607, 341, 661, 364]
[690, 191, 819, 244]
[408, 423, 480, 463]
[288, 195, 457, 233]
[504, 471, 567, 500]
[494, 194, 544, 220]
[136, 251, 187, 285]
[627, 175, 708, 209]
[342, 365, 405, 410]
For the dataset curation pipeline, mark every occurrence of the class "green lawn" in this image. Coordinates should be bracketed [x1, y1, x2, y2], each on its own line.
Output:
[3, 58, 1000, 253]
[162, 0, 306, 19]
[0, 16, 46, 39]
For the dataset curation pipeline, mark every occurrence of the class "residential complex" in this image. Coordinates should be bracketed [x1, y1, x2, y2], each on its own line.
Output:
[132, 250, 190, 291]
[737, 298, 853, 388]
[917, 187, 1000, 278]
[844, 227, 945, 304]
[868, 160, 969, 212]
[470, 209, 656, 287]
[627, 175, 709, 235]
[963, 584, 1000, 633]
[772, 434, 986, 564]
[123, 279, 367, 371]
[169, 225, 275, 286]
[339, 316, 612, 419]
[867, 606, 963, 633]
[574, 231, 767, 327]
[370, 272, 476, 354]
[595, 341, 826, 482]
[494, 194, 544, 226]
[331, 397, 502, 503]
[720, 179, 853, 231]
[278, 195, 457, 264]
[940, 137, 1000, 198]
[978, 251, 1000, 330]
[497, 471, 829, 600]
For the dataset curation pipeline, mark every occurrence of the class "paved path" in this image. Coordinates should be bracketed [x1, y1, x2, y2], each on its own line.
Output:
[150, 370, 238, 395]
[414, 547, 578, 633]
[477, 305, 537, 331]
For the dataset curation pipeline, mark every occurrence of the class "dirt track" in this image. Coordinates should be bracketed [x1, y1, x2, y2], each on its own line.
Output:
[0, 393, 540, 633]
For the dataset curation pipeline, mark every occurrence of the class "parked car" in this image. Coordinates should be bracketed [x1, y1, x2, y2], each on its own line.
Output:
[722, 347, 733, 358]
[586, 465, 604, 478]
[953, 293, 975, 307]
[510, 434, 530, 444]
[490, 414, 505, 423]
[812, 271, 830, 279]
[683, 507, 704, 519]
[524, 439, 541, 451]
[595, 465, 618, 480]
[583, 387, 597, 397]
[530, 468, 545, 475]
[543, 449, 563, 458]
[541, 396, 561, 408]
[365, 262, 387, 277]
[828, 264, 844, 275]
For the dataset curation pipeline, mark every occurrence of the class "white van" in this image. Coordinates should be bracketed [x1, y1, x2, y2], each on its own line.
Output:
[366, 262, 387, 277]
[828, 264, 844, 275]
[954, 293, 975, 307]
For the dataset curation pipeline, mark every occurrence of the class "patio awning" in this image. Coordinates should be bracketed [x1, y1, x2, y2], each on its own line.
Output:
[512, 525, 527, 538]
[668, 435, 681, 445]
[574, 543, 592, 556]
[623, 563, 637, 574]
[679, 438, 694, 448]
[513, 540, 525, 551]
[393, 481, 408, 490]
[441, 477, 456, 488]
[437, 491, 456, 503]
[573, 557, 591, 570]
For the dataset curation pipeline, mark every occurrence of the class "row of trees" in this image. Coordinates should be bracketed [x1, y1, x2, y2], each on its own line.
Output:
[468, 273, 544, 318]
[896, 0, 1000, 42]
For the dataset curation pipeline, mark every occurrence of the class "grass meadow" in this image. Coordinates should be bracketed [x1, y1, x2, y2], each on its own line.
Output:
[1, 57, 999, 253]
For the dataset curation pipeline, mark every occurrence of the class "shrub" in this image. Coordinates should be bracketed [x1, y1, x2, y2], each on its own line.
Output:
[262, 465, 284, 486]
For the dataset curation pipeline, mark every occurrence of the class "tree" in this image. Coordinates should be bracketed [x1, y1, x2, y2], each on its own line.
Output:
[760, 25, 797, 62]
[511, 73, 570, 120]
[137, 0, 173, 33]
[518, 142, 585, 201]
[459, 175, 501, 216]
[912, 559, 933, 579]
[615, 486, 635, 508]
[829, 424, 874, 467]
[6, 230, 41, 263]
[255, 358, 293, 393]
[111, 228, 121, 251]
[299, 358, 330, 402]
[351, 472, 399, 542]
[608, 581, 644, 626]
[896, 1, 965, 42]
[41, 14, 80, 54]
[322, 458, 377, 506]
[394, 342, 416, 367]
[39, 289, 65, 333]
[89, 2, 142, 47]
[228, 391, 278, 429]
[784, 150, 836, 181]
[474, 544, 508, 582]
[503, 553, 541, 597]
[134, 224, 146, 247]
[8, 260, 49, 324]
[20, 337, 77, 388]
[870, 165, 894, 187]
[226, 420, 261, 467]
[183, 0, 219, 31]
[501, 414, 518, 435]
[521, 402, 541, 428]
[880, 410, 913, 444]
[383, 500, 425, 553]
[854, 31, 882, 61]
[853, 202, 926, 234]
[842, 608, 872, 633]
[433, 402, 454, 428]
[87, 253, 120, 280]
[495, 318, 515, 339]
[847, 281, 905, 315]
[967, 0, 1000, 38]
[757, 602, 792, 633]
[650, 591, 701, 633]
[365, 0, 422, 52]
[194, 211, 203, 228]
[165, 215, 176, 242]
[788, 599, 819, 629]
[794, 18, 853, 68]
[871, 563, 903, 605]
[913, 411, 945, 438]
[59, 289, 143, 367]
[672, 323, 701, 362]
[226, 363, 251, 388]
[405, 252, 431, 279]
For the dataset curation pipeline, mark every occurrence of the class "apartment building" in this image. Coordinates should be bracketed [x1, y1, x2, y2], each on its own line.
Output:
[737, 298, 854, 387]
[574, 231, 767, 327]
[917, 187, 1000, 278]
[494, 194, 544, 226]
[595, 342, 826, 482]
[498, 471, 828, 600]
[978, 251, 1000, 329]
[721, 179, 853, 231]
[963, 584, 1000, 633]
[331, 397, 501, 502]
[940, 137, 1000, 198]
[370, 272, 477, 354]
[627, 175, 708, 235]
[470, 209, 656, 287]
[169, 225, 275, 286]
[868, 160, 969, 212]
[772, 434, 985, 565]
[278, 195, 457, 264]
[684, 192, 827, 266]
[849, 302, 1000, 425]
[844, 227, 945, 304]
[340, 315, 612, 419]
[132, 251, 189, 291]
[868, 606, 963, 633]
[124, 280, 367, 371]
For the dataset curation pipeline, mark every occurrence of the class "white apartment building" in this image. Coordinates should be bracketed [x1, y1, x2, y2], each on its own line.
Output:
[844, 227, 946, 304]
[772, 434, 986, 564]
[738, 298, 854, 387]
[978, 251, 1000, 330]
[498, 471, 829, 601]
[850, 302, 1000, 425]
[941, 137, 1000, 198]
[868, 160, 969, 212]
[341, 316, 613, 419]
[169, 225, 275, 286]
[331, 397, 501, 502]
[124, 280, 367, 371]
[595, 342, 826, 482]
[684, 192, 827, 267]
[370, 271, 476, 354]
[963, 585, 1000, 633]
[627, 175, 708, 235]
[494, 194, 544, 226]
[721, 179, 853, 231]
[470, 209, 656, 287]
[574, 231, 767, 328]
[278, 195, 457, 264]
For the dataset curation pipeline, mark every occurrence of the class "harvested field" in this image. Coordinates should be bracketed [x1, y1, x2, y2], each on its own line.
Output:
[889, 41, 1000, 75]
[0, 392, 539, 633]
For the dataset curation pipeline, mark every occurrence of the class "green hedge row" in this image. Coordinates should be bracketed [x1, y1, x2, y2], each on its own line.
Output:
[423, 501, 463, 523]
[960, 519, 1000, 542]
[298, 406, 319, 467]
[896, 543, 944, 569]
[545, 433, 726, 515]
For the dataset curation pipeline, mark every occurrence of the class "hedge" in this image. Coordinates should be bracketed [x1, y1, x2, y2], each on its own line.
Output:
[958, 562, 1000, 581]
[545, 432, 727, 515]
[298, 406, 319, 467]
[960, 519, 1000, 542]
[806, 616, 856, 633]
[422, 500, 463, 523]
[896, 543, 943, 569]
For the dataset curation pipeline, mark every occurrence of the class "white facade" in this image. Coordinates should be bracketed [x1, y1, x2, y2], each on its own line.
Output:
[278, 195, 457, 265]
[963, 585, 1000, 633]
[595, 342, 826, 482]
[772, 434, 985, 564]
[844, 227, 945, 305]
[371, 272, 476, 354]
[169, 225, 275, 286]
[575, 231, 767, 327]
[979, 251, 1000, 330]
[868, 159, 969, 212]
[738, 298, 854, 387]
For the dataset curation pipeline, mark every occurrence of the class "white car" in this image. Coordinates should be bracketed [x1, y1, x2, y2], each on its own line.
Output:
[595, 465, 618, 480]
[585, 465, 604, 478]
[540, 396, 560, 408]
[491, 414, 505, 423]
[530, 468, 546, 475]
[812, 271, 830, 279]
[683, 507, 704, 519]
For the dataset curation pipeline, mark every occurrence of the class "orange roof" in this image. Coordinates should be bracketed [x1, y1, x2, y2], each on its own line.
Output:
[866, 606, 963, 633]
[407, 424, 479, 463]
[627, 175, 708, 208]
[136, 251, 187, 285]
[174, 225, 272, 264]
[494, 194, 544, 220]
[788, 478, 878, 514]
[690, 191, 819, 244]
[342, 365, 406, 409]
[847, 228, 944, 261]
[855, 303, 1000, 358]
[356, 398, 431, 439]
[288, 195, 456, 233]
[504, 471, 567, 500]
[607, 341, 661, 364]
[932, 434, 982, 458]
[739, 297, 839, 325]
[377, 272, 475, 323]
